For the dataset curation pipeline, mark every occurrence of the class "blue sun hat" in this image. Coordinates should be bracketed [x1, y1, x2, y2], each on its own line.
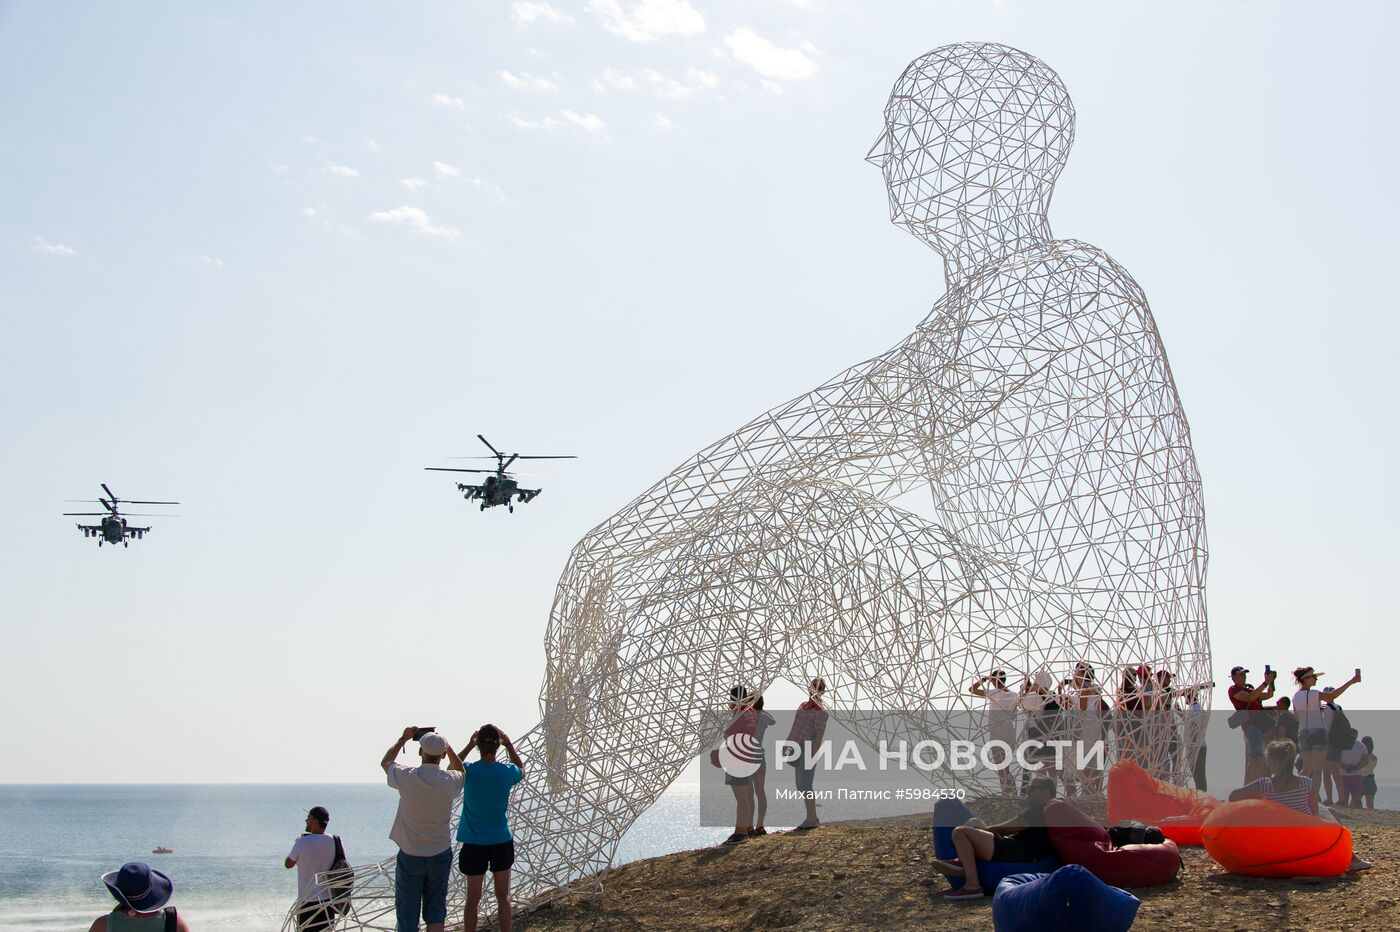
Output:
[102, 862, 174, 913]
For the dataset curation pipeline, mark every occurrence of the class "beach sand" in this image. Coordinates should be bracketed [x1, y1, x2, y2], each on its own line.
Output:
[516, 800, 1400, 931]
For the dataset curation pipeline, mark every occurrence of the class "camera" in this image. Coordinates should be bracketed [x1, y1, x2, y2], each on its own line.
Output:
[412, 726, 436, 741]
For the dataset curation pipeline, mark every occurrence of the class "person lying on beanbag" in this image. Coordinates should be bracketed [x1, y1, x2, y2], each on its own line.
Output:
[933, 775, 1059, 900]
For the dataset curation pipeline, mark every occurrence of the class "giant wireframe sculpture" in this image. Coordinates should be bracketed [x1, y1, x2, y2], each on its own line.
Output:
[308, 41, 1208, 929]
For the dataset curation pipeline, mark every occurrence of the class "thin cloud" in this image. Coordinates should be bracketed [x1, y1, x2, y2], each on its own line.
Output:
[655, 113, 673, 130]
[324, 163, 360, 178]
[643, 66, 718, 100]
[470, 176, 509, 205]
[723, 28, 818, 82]
[594, 65, 716, 100]
[586, 0, 705, 43]
[594, 66, 640, 92]
[512, 1, 574, 25]
[561, 110, 605, 133]
[499, 70, 561, 93]
[368, 206, 462, 239]
[32, 236, 76, 257]
[509, 111, 607, 135]
[199, 254, 224, 269]
[401, 177, 428, 191]
[301, 207, 319, 217]
[433, 93, 466, 109]
[433, 161, 461, 178]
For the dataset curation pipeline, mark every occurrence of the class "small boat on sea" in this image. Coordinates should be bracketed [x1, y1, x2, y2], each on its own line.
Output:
[152, 846, 173, 855]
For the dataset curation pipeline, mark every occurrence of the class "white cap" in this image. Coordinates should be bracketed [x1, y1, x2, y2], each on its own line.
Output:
[418, 733, 448, 756]
[1032, 669, 1055, 690]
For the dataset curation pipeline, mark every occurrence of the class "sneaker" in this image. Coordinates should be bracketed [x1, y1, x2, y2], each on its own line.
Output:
[943, 887, 985, 901]
[720, 833, 748, 846]
[749, 827, 768, 836]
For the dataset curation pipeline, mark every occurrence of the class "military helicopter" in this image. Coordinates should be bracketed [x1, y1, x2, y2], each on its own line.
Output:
[425, 435, 576, 512]
[64, 483, 179, 547]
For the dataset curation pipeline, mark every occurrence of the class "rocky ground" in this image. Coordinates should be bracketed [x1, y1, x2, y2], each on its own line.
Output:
[514, 801, 1400, 931]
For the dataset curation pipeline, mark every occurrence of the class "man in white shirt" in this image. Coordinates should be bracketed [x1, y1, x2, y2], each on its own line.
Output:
[969, 670, 1018, 795]
[284, 806, 339, 932]
[382, 727, 465, 932]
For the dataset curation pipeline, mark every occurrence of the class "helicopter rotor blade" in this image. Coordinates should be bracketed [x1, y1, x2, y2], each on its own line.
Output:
[63, 512, 107, 516]
[424, 467, 497, 474]
[124, 500, 180, 505]
[503, 454, 519, 471]
[99, 498, 117, 513]
[101, 483, 118, 502]
[121, 513, 180, 517]
[477, 435, 503, 458]
[514, 455, 579, 460]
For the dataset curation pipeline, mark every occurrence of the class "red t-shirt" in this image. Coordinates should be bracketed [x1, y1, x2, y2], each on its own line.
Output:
[1228, 684, 1262, 711]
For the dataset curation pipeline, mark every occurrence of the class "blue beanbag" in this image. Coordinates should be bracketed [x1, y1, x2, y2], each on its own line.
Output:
[932, 798, 1059, 891]
[992, 865, 1140, 932]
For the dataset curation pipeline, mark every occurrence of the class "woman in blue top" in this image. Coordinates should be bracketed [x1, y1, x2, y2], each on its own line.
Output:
[455, 725, 525, 932]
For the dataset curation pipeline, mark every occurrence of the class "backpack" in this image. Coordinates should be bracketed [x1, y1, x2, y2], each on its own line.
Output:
[1327, 703, 1359, 751]
[324, 835, 353, 913]
[1108, 820, 1165, 847]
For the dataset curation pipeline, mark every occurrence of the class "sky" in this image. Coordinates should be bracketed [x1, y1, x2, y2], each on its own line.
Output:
[1, 0, 1397, 783]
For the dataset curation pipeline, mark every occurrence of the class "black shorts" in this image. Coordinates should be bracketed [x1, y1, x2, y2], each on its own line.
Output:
[991, 836, 1047, 863]
[458, 840, 515, 876]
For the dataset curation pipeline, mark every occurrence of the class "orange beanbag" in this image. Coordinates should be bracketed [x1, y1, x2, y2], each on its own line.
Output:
[1107, 760, 1218, 827]
[1157, 814, 1206, 847]
[1201, 799, 1352, 877]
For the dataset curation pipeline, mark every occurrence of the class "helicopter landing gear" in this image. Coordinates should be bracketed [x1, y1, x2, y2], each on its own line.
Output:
[123, 540, 129, 548]
[480, 502, 487, 511]
[508, 504, 514, 513]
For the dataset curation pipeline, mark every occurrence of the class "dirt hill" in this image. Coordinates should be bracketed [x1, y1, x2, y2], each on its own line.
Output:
[516, 800, 1400, 931]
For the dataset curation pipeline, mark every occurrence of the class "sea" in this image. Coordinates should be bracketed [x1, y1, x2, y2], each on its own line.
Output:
[0, 783, 728, 931]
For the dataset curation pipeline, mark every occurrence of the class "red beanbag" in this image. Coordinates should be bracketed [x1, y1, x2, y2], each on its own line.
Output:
[1107, 760, 1218, 827]
[1201, 799, 1352, 878]
[1044, 799, 1181, 887]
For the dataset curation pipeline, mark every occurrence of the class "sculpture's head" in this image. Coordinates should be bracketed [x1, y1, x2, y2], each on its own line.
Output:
[867, 43, 1074, 268]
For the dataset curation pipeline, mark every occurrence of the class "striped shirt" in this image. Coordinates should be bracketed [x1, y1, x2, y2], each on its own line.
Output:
[1259, 776, 1315, 815]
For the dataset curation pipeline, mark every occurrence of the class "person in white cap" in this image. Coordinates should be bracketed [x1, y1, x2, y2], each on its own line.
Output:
[381, 726, 465, 932]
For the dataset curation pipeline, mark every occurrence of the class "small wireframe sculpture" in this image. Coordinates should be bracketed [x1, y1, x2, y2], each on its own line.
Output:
[310, 42, 1209, 929]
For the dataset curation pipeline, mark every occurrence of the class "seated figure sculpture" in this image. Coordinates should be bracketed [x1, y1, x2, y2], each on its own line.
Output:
[302, 44, 1211, 927]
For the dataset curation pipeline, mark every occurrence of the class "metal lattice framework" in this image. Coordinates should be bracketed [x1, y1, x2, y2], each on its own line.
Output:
[312, 42, 1209, 929]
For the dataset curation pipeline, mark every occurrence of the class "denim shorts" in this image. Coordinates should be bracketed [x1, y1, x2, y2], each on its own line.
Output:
[1242, 724, 1265, 760]
[1299, 728, 1329, 752]
[395, 848, 451, 931]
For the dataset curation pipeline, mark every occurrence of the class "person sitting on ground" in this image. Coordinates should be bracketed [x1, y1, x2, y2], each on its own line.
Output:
[89, 861, 191, 931]
[933, 774, 1059, 901]
[455, 724, 525, 932]
[1228, 739, 1371, 872]
[284, 805, 341, 932]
